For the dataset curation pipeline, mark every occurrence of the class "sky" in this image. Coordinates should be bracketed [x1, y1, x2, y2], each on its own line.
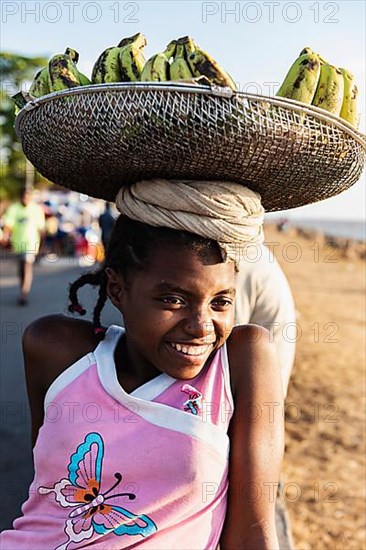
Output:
[1, 0, 365, 220]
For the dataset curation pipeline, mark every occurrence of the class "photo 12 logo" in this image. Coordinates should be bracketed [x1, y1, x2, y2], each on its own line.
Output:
[202, 2, 340, 24]
[2, 2, 140, 24]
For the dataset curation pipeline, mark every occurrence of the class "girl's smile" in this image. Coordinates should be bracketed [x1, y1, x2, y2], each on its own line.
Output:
[107, 243, 236, 391]
[164, 338, 215, 366]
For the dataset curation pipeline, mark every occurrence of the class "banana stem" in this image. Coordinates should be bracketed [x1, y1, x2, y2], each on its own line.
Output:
[164, 40, 177, 60]
[180, 36, 196, 55]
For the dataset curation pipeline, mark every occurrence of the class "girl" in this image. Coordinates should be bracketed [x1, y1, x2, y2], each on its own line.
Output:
[0, 180, 284, 550]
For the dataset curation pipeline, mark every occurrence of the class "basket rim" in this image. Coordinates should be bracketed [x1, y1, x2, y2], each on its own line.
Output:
[14, 83, 366, 148]
[14, 83, 366, 211]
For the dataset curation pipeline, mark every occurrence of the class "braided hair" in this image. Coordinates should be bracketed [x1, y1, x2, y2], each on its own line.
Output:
[68, 215, 221, 339]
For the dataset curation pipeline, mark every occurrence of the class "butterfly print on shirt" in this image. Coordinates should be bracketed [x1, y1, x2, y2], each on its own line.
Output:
[39, 432, 157, 550]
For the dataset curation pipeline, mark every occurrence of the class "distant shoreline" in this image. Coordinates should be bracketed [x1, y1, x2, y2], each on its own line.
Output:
[265, 217, 365, 242]
[265, 222, 366, 261]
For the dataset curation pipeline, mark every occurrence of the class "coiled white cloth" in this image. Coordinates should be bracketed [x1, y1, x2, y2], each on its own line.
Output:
[115, 179, 264, 265]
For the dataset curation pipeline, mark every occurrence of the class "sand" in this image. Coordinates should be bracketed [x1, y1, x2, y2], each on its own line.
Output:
[264, 224, 366, 550]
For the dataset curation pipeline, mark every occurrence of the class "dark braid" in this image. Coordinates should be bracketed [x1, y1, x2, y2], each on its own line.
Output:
[92, 271, 108, 333]
[68, 270, 106, 338]
[68, 273, 95, 315]
[67, 214, 221, 339]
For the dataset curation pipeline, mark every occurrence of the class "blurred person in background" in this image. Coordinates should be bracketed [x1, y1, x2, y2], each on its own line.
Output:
[2, 188, 45, 305]
[42, 201, 59, 257]
[54, 201, 81, 257]
[98, 202, 115, 253]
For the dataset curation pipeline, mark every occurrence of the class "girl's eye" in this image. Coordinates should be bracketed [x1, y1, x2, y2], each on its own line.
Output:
[212, 298, 233, 309]
[160, 296, 184, 306]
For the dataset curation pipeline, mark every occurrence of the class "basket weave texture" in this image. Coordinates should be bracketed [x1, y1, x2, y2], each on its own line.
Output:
[15, 83, 366, 211]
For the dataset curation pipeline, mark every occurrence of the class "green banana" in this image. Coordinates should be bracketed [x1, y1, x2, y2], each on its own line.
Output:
[140, 53, 167, 81]
[312, 64, 344, 116]
[182, 36, 236, 90]
[29, 67, 50, 97]
[276, 52, 321, 104]
[299, 46, 327, 65]
[119, 32, 147, 81]
[119, 43, 146, 81]
[92, 47, 121, 83]
[339, 68, 360, 128]
[182, 37, 210, 84]
[140, 40, 176, 82]
[92, 33, 147, 83]
[48, 52, 81, 91]
[170, 43, 193, 81]
[78, 71, 91, 85]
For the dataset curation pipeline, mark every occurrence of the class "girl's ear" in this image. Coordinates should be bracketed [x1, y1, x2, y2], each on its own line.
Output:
[105, 268, 125, 310]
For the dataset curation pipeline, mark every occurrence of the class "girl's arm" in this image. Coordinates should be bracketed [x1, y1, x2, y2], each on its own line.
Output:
[220, 325, 285, 550]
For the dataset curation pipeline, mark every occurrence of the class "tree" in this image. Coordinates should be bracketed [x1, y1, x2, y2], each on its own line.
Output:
[0, 52, 48, 200]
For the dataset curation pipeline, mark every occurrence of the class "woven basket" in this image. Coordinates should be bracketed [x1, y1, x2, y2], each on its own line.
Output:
[15, 82, 366, 212]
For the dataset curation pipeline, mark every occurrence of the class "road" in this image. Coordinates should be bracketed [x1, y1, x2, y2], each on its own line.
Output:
[0, 253, 119, 530]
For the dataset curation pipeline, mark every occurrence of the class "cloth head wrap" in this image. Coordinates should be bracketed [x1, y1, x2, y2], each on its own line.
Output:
[115, 179, 264, 266]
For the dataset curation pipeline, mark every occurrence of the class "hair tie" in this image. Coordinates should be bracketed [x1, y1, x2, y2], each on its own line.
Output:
[94, 327, 106, 336]
[68, 303, 86, 315]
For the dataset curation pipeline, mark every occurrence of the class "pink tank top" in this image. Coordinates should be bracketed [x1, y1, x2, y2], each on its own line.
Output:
[0, 325, 234, 550]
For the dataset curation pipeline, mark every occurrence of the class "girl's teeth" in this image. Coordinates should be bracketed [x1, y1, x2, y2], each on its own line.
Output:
[170, 342, 209, 356]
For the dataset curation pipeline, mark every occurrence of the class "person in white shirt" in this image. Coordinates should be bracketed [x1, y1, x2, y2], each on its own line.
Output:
[2, 188, 46, 305]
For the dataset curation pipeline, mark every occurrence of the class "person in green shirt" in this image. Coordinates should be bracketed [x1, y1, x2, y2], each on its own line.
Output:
[3, 188, 45, 305]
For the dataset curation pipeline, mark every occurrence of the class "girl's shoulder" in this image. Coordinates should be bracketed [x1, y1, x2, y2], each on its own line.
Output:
[23, 314, 99, 391]
[226, 323, 273, 358]
[226, 323, 281, 398]
[23, 314, 101, 446]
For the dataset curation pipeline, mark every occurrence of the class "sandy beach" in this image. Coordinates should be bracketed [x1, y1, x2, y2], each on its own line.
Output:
[264, 223, 366, 550]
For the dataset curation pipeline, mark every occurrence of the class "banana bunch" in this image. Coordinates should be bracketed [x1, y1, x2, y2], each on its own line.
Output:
[13, 36, 360, 129]
[92, 33, 147, 83]
[26, 47, 90, 100]
[276, 46, 360, 128]
[140, 35, 236, 89]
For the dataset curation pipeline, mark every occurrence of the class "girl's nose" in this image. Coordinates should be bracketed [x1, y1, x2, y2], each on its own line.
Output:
[183, 313, 215, 339]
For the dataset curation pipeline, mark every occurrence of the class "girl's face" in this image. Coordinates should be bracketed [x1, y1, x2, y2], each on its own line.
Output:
[107, 243, 236, 382]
